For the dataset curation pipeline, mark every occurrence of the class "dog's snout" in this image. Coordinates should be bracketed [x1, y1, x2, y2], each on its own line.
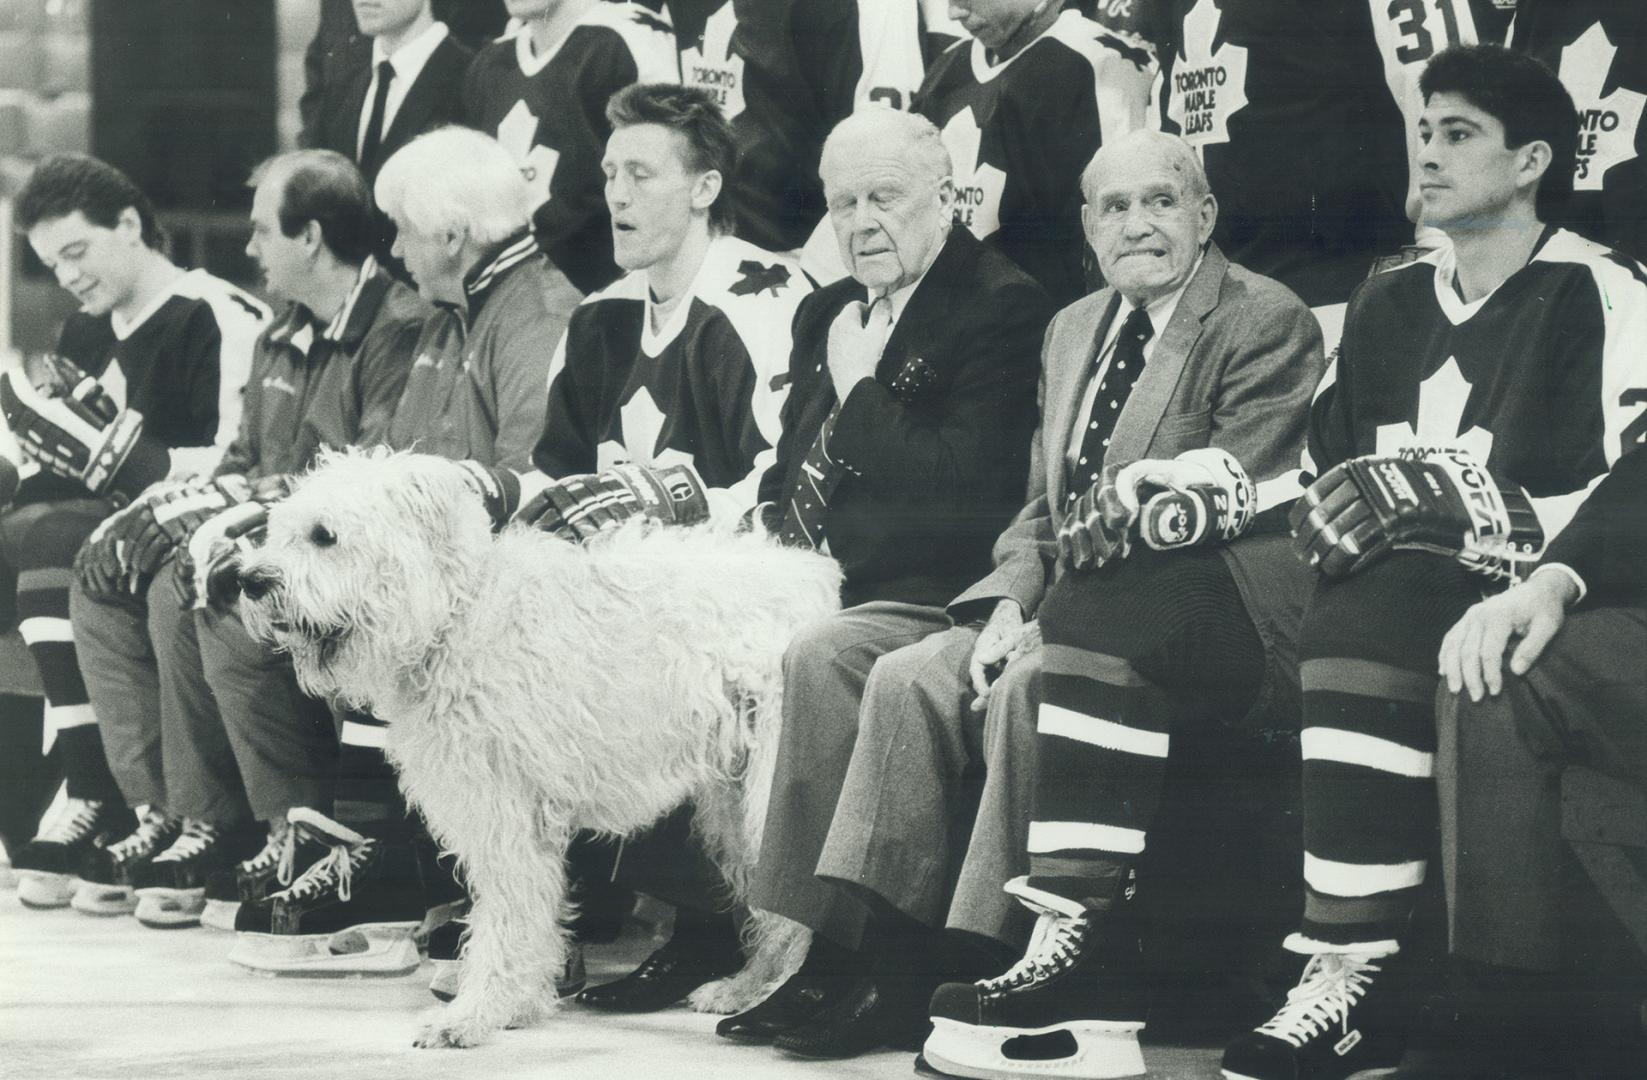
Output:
[238, 566, 276, 602]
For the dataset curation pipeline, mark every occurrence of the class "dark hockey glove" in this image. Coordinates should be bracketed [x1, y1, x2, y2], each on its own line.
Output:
[74, 509, 134, 600]
[514, 462, 710, 542]
[1057, 463, 1135, 571]
[116, 474, 254, 578]
[452, 461, 522, 530]
[0, 359, 171, 498]
[1134, 448, 1257, 552]
[1291, 449, 1545, 581]
[171, 501, 271, 611]
[171, 477, 292, 609]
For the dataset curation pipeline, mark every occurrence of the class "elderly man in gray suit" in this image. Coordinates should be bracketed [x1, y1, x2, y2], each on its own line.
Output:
[728, 129, 1327, 1070]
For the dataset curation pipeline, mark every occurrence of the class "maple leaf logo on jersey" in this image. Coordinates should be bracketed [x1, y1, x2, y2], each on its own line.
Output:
[1375, 356, 1494, 462]
[497, 100, 560, 204]
[597, 386, 695, 474]
[1559, 22, 1644, 193]
[1165, 0, 1249, 149]
[680, 2, 745, 121]
[940, 106, 1006, 240]
[729, 260, 791, 298]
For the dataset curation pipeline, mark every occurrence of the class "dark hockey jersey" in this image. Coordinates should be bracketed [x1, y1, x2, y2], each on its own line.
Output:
[915, 8, 1155, 306]
[53, 268, 267, 478]
[467, 3, 678, 296]
[536, 234, 809, 519]
[1144, 0, 1416, 305]
[667, 0, 932, 274]
[1307, 229, 1647, 548]
[1509, 0, 1647, 263]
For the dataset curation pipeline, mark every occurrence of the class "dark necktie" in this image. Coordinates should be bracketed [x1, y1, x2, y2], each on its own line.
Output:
[1067, 305, 1153, 504]
[778, 297, 893, 549]
[360, 59, 395, 170]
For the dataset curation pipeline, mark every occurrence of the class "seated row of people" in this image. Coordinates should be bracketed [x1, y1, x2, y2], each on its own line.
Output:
[2, 39, 1643, 1080]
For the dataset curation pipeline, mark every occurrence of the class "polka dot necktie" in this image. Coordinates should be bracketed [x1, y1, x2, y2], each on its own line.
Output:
[778, 297, 894, 549]
[1067, 306, 1152, 505]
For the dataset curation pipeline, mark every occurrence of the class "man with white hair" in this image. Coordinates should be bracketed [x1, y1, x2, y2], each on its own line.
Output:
[219, 127, 566, 975]
[701, 106, 1056, 1058]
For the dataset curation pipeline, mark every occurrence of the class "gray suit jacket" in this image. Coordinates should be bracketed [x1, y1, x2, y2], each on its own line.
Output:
[948, 244, 1325, 621]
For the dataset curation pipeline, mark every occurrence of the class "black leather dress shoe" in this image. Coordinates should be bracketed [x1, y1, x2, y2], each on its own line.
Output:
[715, 973, 850, 1043]
[773, 976, 931, 1059]
[576, 934, 741, 1013]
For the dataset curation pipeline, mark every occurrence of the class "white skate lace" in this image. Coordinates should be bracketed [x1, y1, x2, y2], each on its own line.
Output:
[242, 819, 295, 885]
[34, 798, 104, 844]
[1255, 953, 1380, 1047]
[151, 820, 221, 863]
[977, 910, 1090, 993]
[105, 810, 178, 861]
[279, 839, 371, 904]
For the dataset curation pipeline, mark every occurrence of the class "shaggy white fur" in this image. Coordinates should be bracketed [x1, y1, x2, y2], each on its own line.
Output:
[237, 450, 842, 1048]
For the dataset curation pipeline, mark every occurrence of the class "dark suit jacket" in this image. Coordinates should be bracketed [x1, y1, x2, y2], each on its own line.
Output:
[949, 243, 1325, 621]
[300, 30, 474, 182]
[1542, 444, 1647, 605]
[759, 227, 1055, 608]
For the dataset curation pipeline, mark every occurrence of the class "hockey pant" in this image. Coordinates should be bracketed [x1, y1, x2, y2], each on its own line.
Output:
[1025, 547, 1265, 911]
[1292, 551, 1482, 957]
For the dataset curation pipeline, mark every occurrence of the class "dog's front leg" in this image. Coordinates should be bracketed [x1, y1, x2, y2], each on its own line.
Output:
[414, 796, 572, 1048]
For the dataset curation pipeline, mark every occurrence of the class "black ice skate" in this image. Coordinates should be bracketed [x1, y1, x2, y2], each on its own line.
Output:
[923, 878, 1148, 1080]
[1221, 949, 1407, 1080]
[12, 798, 134, 910]
[132, 818, 261, 928]
[72, 808, 182, 916]
[200, 815, 327, 931]
[227, 808, 424, 977]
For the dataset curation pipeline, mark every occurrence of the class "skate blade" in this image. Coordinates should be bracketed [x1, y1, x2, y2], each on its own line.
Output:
[71, 884, 137, 917]
[229, 924, 421, 977]
[926, 1017, 1146, 1080]
[199, 899, 241, 932]
[15, 872, 77, 909]
[134, 887, 205, 928]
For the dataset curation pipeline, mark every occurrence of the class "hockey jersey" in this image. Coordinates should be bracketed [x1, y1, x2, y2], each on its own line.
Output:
[536, 234, 809, 519]
[53, 268, 267, 479]
[915, 8, 1155, 306]
[1306, 229, 1647, 550]
[466, 2, 679, 296]
[1143, 0, 1418, 305]
[1509, 0, 1647, 263]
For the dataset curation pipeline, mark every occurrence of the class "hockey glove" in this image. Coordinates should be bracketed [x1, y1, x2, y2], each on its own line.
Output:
[0, 359, 171, 498]
[452, 460, 522, 530]
[74, 509, 134, 601]
[172, 500, 272, 611]
[113, 474, 255, 578]
[514, 462, 710, 542]
[1058, 463, 1134, 571]
[1134, 448, 1257, 552]
[171, 477, 292, 609]
[1290, 448, 1544, 581]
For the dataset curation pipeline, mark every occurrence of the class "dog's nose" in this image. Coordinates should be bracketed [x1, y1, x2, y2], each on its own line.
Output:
[238, 567, 275, 602]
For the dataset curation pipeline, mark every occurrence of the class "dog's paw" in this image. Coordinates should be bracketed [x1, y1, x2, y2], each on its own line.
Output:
[413, 1009, 491, 1049]
[687, 975, 760, 1015]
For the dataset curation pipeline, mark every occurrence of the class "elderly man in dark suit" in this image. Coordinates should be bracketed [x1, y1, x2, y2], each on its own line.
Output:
[726, 129, 1326, 1067]
[571, 106, 1054, 1033]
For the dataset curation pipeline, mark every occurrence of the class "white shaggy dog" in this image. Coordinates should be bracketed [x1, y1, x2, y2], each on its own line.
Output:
[236, 450, 841, 1048]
